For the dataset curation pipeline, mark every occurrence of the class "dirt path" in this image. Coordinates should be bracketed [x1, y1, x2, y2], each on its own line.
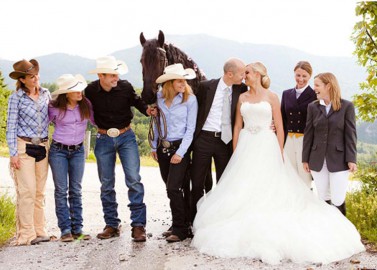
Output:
[0, 157, 375, 270]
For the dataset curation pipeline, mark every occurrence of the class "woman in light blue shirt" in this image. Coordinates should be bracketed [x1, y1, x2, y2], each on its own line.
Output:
[49, 74, 94, 242]
[152, 64, 198, 242]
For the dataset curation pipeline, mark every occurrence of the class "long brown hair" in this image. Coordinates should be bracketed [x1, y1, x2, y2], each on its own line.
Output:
[161, 80, 193, 103]
[50, 93, 91, 120]
[16, 75, 39, 94]
[314, 72, 342, 111]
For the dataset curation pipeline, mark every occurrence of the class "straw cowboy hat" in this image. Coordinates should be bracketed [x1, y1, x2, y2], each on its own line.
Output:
[9, 59, 39, 80]
[156, 63, 195, 84]
[52, 74, 88, 96]
[89, 56, 128, 75]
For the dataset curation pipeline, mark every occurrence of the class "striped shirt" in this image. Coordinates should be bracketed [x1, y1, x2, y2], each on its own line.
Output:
[6, 87, 51, 156]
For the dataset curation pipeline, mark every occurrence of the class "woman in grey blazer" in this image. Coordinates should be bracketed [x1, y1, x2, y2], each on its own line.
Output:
[302, 72, 357, 216]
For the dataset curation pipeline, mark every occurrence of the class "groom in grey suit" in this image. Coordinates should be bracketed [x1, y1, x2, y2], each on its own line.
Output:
[190, 58, 247, 222]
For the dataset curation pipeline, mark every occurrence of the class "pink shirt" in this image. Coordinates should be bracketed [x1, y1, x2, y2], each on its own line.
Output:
[49, 98, 95, 145]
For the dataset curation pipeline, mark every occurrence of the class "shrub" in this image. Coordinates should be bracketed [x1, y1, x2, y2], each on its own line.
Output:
[0, 193, 16, 245]
[346, 165, 377, 244]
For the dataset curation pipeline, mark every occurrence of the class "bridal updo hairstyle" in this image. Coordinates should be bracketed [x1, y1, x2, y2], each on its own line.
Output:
[249, 62, 271, 89]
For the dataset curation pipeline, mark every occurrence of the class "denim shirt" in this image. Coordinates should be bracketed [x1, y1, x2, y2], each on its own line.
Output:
[152, 91, 198, 157]
[6, 87, 51, 156]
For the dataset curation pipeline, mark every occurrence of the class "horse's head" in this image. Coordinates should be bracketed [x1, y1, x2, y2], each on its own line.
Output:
[140, 30, 167, 105]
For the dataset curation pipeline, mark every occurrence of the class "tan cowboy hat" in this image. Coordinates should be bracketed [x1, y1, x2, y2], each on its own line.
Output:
[156, 63, 195, 84]
[89, 56, 128, 75]
[52, 74, 88, 96]
[9, 59, 39, 80]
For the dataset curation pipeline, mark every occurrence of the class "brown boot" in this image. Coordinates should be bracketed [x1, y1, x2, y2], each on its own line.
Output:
[131, 226, 146, 242]
[97, 225, 120, 239]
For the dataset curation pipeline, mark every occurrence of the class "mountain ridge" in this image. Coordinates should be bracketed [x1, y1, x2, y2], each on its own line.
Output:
[0, 33, 365, 99]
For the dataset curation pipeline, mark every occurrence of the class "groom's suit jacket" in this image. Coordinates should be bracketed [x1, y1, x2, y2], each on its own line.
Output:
[194, 78, 247, 141]
[302, 99, 357, 172]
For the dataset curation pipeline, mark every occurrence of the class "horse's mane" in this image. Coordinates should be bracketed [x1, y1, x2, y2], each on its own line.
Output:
[164, 43, 206, 94]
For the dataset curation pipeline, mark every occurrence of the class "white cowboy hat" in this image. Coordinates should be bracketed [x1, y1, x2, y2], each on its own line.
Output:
[156, 63, 195, 84]
[89, 56, 128, 75]
[52, 74, 88, 96]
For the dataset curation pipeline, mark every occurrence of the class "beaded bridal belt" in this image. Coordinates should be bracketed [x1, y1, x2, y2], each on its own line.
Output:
[245, 126, 269, 134]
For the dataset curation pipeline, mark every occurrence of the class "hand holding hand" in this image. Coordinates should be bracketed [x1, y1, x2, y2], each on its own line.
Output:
[146, 106, 158, 117]
[170, 154, 182, 164]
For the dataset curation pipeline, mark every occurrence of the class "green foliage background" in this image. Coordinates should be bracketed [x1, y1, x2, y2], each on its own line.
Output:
[352, 1, 377, 122]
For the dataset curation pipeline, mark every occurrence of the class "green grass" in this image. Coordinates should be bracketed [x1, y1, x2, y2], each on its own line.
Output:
[0, 193, 16, 246]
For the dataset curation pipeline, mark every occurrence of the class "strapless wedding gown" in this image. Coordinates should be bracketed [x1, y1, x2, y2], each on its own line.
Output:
[192, 101, 365, 265]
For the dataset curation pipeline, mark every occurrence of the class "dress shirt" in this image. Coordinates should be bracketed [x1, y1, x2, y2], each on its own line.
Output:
[319, 99, 332, 114]
[49, 97, 95, 145]
[202, 78, 231, 132]
[6, 87, 51, 156]
[85, 80, 148, 129]
[152, 91, 198, 157]
[295, 84, 309, 98]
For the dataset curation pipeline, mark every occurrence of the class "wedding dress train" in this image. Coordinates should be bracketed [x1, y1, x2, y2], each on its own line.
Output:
[192, 101, 364, 265]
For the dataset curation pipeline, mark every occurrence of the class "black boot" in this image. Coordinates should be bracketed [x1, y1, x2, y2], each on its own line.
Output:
[336, 202, 346, 216]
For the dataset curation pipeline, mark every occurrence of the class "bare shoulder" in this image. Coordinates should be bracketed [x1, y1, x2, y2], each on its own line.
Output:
[238, 91, 250, 102]
[267, 90, 280, 104]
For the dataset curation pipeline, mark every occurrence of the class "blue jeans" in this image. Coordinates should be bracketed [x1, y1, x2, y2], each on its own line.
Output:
[94, 130, 146, 228]
[49, 142, 85, 236]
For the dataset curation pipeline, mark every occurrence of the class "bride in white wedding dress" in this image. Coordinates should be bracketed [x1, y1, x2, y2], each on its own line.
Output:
[191, 62, 365, 265]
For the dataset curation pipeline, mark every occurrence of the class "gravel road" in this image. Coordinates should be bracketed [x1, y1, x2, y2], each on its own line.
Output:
[0, 157, 375, 270]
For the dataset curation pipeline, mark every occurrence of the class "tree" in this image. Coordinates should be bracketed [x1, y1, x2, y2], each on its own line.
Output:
[352, 1, 377, 122]
[0, 71, 11, 145]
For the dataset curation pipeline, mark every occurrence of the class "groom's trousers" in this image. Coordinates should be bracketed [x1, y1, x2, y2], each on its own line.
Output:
[190, 131, 232, 223]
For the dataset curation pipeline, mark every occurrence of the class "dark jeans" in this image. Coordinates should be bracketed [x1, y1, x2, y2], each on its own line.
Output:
[49, 142, 85, 236]
[94, 130, 146, 228]
[157, 143, 190, 240]
[190, 132, 232, 222]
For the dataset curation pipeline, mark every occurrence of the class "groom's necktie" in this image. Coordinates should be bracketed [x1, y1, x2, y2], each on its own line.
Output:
[221, 87, 232, 144]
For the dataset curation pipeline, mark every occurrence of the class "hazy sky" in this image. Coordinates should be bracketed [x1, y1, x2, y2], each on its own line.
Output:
[0, 0, 359, 61]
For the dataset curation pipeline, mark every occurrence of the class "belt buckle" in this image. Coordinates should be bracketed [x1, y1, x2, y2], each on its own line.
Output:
[161, 140, 171, 148]
[31, 137, 41, 145]
[214, 132, 220, 137]
[107, 128, 120, 138]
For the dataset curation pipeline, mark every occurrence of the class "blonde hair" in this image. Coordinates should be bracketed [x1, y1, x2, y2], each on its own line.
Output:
[294, 61, 313, 76]
[162, 80, 193, 103]
[314, 72, 342, 111]
[249, 62, 271, 89]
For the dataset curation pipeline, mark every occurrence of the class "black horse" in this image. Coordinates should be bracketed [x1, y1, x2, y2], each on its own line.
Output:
[139, 30, 206, 104]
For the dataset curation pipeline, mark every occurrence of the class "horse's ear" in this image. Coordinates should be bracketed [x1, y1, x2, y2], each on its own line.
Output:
[140, 32, 146, 46]
[158, 30, 165, 48]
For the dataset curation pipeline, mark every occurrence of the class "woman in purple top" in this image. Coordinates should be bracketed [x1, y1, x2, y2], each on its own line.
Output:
[48, 74, 94, 242]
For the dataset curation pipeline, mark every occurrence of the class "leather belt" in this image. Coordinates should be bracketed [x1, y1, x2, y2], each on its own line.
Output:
[288, 132, 304, 138]
[201, 130, 221, 138]
[161, 139, 182, 148]
[52, 140, 83, 151]
[97, 125, 131, 137]
[18, 136, 48, 145]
